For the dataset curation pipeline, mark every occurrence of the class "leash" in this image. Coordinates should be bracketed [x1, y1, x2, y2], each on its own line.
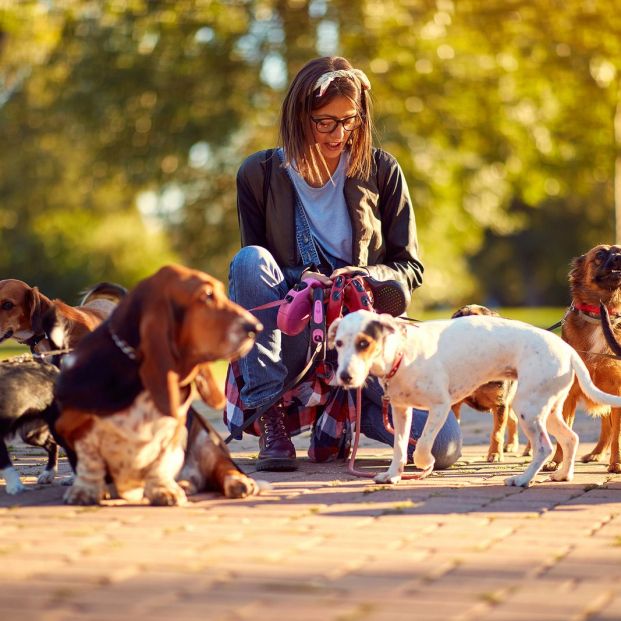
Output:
[347, 386, 432, 480]
[544, 302, 621, 360]
[2, 347, 73, 366]
[347, 323, 430, 480]
[223, 285, 328, 444]
[187, 404, 249, 475]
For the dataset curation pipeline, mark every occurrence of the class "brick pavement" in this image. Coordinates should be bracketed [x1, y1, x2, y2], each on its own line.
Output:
[1, 406, 620, 621]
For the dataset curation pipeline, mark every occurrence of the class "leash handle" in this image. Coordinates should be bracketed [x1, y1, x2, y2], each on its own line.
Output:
[309, 285, 326, 359]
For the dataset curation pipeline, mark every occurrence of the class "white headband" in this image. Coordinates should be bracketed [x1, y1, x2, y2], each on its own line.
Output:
[313, 69, 371, 98]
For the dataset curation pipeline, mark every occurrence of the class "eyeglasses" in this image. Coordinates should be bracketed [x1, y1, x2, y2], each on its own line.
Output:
[310, 114, 362, 133]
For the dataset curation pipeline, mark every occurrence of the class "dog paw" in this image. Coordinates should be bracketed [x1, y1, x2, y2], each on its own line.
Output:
[64, 484, 102, 505]
[61, 475, 74, 487]
[548, 470, 573, 482]
[581, 452, 603, 463]
[504, 441, 519, 454]
[607, 462, 621, 474]
[504, 474, 534, 488]
[177, 478, 199, 496]
[3, 468, 27, 494]
[374, 471, 402, 485]
[487, 452, 503, 463]
[522, 445, 532, 457]
[37, 469, 56, 485]
[146, 483, 187, 506]
[542, 461, 560, 472]
[4, 479, 28, 495]
[413, 449, 435, 472]
[223, 473, 258, 499]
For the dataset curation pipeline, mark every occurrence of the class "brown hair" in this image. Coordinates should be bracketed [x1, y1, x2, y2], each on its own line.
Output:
[279, 56, 374, 186]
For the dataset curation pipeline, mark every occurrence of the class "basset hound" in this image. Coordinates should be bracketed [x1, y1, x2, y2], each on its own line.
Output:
[0, 279, 127, 356]
[53, 264, 262, 506]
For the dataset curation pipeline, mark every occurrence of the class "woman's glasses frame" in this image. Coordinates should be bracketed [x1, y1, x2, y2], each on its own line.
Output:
[310, 114, 362, 133]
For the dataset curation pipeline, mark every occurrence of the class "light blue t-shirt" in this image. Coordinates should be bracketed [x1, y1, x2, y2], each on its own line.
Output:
[284, 150, 353, 266]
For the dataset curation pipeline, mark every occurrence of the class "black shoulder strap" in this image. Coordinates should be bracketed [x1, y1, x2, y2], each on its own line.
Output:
[263, 148, 274, 208]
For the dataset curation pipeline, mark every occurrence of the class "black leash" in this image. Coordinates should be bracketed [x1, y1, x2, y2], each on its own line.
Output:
[544, 304, 621, 360]
[223, 285, 327, 445]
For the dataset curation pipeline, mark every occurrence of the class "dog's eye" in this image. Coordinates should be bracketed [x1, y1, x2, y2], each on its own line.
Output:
[595, 250, 608, 262]
[201, 289, 214, 303]
[335, 339, 343, 348]
[1, 301, 13, 311]
[357, 340, 370, 351]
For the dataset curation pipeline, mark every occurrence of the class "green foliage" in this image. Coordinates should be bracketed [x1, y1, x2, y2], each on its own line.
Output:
[1, 1, 621, 306]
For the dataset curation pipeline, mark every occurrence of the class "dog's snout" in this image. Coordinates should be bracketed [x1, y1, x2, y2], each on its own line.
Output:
[339, 370, 353, 385]
[605, 252, 621, 270]
[242, 319, 262, 336]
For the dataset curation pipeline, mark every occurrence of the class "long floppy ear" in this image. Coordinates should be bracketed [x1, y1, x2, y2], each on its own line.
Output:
[194, 363, 226, 409]
[27, 286, 48, 334]
[327, 317, 342, 349]
[569, 253, 586, 286]
[138, 302, 182, 418]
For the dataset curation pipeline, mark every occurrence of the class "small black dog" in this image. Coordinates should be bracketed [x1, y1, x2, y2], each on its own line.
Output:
[0, 357, 66, 494]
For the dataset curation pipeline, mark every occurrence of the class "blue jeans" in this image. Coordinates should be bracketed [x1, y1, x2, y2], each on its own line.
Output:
[228, 246, 462, 469]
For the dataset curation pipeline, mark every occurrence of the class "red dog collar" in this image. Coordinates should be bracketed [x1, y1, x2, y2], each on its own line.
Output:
[385, 350, 404, 380]
[572, 301, 621, 317]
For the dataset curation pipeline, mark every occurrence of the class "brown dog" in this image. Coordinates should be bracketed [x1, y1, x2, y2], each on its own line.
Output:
[0, 279, 126, 355]
[53, 264, 263, 505]
[545, 244, 621, 473]
[451, 305, 519, 462]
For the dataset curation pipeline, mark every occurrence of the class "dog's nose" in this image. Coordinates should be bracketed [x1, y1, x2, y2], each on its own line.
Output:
[605, 252, 621, 270]
[242, 320, 262, 336]
[340, 370, 353, 384]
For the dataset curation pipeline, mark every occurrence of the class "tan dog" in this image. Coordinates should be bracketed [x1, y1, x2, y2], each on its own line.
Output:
[53, 264, 262, 506]
[545, 244, 621, 473]
[0, 279, 126, 355]
[451, 305, 519, 462]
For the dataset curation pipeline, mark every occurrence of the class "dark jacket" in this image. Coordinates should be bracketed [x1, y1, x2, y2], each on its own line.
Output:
[235, 148, 424, 294]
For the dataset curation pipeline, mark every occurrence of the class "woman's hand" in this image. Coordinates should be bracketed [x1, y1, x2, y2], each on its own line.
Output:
[301, 271, 332, 287]
[330, 266, 369, 279]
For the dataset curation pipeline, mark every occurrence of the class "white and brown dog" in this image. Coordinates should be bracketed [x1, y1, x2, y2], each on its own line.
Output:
[328, 310, 621, 487]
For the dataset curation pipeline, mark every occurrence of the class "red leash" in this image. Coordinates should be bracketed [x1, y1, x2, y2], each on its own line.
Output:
[347, 387, 433, 480]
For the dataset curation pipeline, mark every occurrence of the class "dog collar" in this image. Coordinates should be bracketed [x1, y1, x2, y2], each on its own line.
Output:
[24, 332, 47, 352]
[385, 350, 404, 381]
[571, 301, 621, 319]
[108, 322, 139, 361]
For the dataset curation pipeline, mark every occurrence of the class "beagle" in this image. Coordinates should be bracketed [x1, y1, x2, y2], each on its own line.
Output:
[0, 279, 127, 356]
[329, 310, 621, 488]
[0, 282, 125, 494]
[53, 264, 263, 506]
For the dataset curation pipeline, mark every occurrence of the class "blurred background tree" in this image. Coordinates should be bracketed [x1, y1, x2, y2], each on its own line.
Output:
[0, 0, 619, 309]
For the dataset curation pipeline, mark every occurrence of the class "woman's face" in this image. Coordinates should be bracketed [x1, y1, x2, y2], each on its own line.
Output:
[310, 94, 359, 170]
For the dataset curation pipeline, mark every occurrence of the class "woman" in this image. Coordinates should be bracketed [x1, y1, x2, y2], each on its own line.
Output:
[224, 56, 462, 472]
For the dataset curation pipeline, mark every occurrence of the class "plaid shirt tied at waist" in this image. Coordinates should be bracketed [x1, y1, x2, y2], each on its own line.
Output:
[223, 358, 356, 463]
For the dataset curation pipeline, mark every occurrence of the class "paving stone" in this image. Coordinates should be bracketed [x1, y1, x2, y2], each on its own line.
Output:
[1, 408, 620, 621]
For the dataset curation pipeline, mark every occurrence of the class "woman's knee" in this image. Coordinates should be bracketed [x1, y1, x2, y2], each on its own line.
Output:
[230, 245, 275, 276]
[431, 412, 462, 470]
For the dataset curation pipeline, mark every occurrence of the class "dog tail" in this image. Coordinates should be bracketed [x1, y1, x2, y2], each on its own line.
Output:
[79, 282, 127, 306]
[570, 350, 621, 407]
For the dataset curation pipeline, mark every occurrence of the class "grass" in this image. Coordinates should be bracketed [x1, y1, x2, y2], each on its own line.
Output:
[0, 342, 28, 360]
[413, 306, 567, 330]
[0, 306, 567, 386]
